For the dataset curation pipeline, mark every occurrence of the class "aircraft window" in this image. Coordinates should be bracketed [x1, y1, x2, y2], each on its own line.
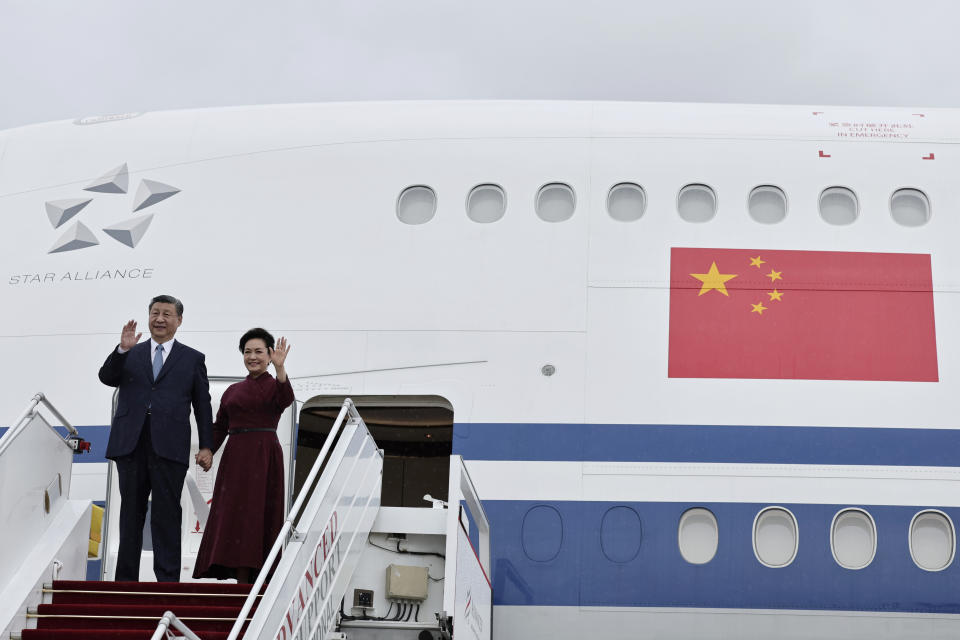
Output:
[819, 186, 858, 226]
[466, 184, 506, 223]
[606, 183, 646, 222]
[831, 508, 877, 570]
[600, 506, 643, 563]
[396, 185, 437, 225]
[910, 510, 955, 571]
[748, 185, 787, 224]
[678, 507, 718, 564]
[890, 188, 931, 227]
[677, 184, 717, 223]
[522, 505, 564, 562]
[535, 183, 576, 222]
[753, 506, 798, 568]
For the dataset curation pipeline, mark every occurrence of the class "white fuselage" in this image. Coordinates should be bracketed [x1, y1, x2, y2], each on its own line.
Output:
[2, 101, 960, 639]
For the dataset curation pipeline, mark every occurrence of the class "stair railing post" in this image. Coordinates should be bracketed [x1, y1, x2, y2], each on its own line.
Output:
[150, 610, 203, 640]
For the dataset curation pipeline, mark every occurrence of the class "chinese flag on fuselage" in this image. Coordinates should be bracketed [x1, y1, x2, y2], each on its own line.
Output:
[668, 248, 938, 381]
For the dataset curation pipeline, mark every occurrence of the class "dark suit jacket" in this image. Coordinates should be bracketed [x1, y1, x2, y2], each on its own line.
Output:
[99, 339, 213, 465]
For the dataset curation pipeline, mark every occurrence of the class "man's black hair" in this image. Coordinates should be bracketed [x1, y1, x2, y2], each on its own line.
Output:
[149, 294, 183, 317]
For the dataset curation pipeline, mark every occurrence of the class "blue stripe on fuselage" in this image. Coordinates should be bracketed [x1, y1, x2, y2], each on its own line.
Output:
[4, 422, 960, 466]
[454, 423, 960, 466]
[487, 500, 960, 613]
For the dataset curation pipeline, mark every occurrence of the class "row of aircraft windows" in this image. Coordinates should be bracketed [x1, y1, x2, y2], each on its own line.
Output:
[678, 507, 955, 571]
[396, 183, 932, 227]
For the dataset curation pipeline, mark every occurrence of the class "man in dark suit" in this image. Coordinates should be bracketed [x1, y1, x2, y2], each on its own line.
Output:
[99, 294, 214, 582]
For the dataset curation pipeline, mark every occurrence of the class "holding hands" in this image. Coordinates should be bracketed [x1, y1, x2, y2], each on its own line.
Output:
[196, 448, 213, 471]
[120, 320, 142, 350]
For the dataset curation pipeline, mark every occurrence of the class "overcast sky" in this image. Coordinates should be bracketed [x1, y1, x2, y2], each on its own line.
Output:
[1, 0, 958, 131]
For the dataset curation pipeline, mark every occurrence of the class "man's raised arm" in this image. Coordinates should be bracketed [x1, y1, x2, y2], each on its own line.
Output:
[99, 320, 141, 386]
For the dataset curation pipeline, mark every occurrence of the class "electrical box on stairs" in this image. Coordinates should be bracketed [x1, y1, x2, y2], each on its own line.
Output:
[385, 564, 429, 601]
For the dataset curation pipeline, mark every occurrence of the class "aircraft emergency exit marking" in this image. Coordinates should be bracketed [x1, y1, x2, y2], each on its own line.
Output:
[690, 262, 737, 297]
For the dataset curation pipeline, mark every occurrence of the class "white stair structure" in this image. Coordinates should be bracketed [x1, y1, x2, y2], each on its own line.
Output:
[1, 395, 490, 640]
[223, 398, 492, 640]
[0, 395, 94, 640]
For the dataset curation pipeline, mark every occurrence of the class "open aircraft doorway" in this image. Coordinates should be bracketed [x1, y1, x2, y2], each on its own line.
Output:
[295, 395, 453, 508]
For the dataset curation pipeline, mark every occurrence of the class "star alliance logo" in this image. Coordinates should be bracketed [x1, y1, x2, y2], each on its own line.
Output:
[45, 163, 180, 253]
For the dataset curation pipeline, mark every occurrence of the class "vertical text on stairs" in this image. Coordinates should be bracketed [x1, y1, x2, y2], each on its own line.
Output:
[277, 511, 341, 640]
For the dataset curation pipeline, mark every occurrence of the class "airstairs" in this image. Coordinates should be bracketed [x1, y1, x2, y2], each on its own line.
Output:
[0, 395, 94, 640]
[2, 396, 491, 640]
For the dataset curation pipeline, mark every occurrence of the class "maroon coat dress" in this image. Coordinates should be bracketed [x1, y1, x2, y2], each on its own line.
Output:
[192, 372, 294, 579]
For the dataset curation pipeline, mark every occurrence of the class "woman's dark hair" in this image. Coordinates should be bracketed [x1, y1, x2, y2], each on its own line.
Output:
[239, 327, 275, 353]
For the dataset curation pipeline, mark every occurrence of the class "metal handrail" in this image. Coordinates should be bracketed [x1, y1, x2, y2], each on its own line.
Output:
[150, 610, 203, 640]
[225, 397, 359, 640]
[0, 393, 79, 458]
[287, 435, 382, 640]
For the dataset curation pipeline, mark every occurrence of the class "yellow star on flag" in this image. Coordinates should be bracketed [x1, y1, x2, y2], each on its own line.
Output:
[749, 256, 766, 268]
[751, 302, 768, 315]
[768, 289, 784, 301]
[690, 262, 738, 297]
[766, 269, 782, 282]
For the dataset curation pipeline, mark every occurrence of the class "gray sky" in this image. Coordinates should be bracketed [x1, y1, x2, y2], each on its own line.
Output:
[1, 0, 959, 131]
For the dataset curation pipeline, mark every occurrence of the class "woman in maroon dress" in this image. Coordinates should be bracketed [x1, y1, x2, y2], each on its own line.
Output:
[193, 328, 294, 582]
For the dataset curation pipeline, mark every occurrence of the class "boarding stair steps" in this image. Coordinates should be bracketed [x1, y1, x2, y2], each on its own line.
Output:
[16, 399, 386, 640]
[17, 580, 260, 640]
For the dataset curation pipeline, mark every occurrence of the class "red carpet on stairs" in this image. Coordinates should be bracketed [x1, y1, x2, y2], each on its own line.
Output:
[21, 580, 261, 640]
[23, 632, 230, 640]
